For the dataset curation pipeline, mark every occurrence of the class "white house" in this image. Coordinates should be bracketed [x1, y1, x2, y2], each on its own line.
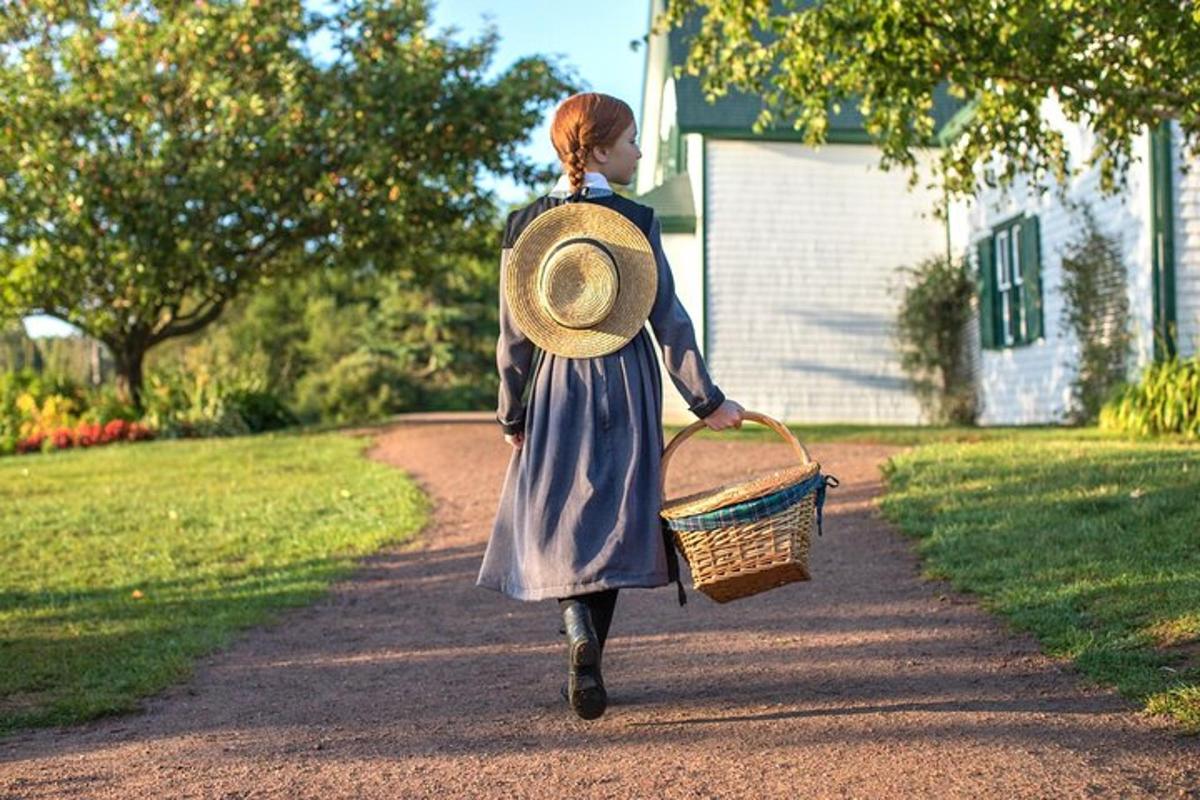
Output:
[947, 103, 1199, 425]
[636, 0, 964, 426]
[637, 0, 1198, 426]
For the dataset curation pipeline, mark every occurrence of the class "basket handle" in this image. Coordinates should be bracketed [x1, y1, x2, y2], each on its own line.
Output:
[660, 410, 812, 499]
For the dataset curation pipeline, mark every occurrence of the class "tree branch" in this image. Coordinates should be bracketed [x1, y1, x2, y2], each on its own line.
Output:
[146, 297, 227, 346]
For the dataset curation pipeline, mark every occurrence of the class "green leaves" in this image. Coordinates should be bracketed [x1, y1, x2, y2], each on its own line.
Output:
[1100, 357, 1200, 438]
[894, 252, 978, 424]
[0, 0, 575, 407]
[658, 0, 1200, 207]
[1059, 202, 1132, 424]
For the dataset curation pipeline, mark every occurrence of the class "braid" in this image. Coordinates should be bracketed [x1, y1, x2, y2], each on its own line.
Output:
[568, 134, 588, 196]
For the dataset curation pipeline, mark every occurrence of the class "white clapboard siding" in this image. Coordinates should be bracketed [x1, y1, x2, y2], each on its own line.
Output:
[653, 229, 707, 425]
[704, 139, 945, 423]
[958, 95, 1154, 425]
[1175, 121, 1200, 358]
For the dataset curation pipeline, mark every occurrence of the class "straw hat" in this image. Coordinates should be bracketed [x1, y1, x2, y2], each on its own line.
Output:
[504, 201, 657, 358]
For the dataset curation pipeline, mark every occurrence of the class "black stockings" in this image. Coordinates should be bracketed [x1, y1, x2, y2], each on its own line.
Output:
[558, 588, 620, 650]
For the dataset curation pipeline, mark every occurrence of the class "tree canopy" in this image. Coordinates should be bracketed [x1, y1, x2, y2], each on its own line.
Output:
[655, 0, 1200, 204]
[0, 0, 575, 408]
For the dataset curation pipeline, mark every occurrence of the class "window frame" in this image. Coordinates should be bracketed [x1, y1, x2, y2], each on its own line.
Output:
[980, 213, 1041, 350]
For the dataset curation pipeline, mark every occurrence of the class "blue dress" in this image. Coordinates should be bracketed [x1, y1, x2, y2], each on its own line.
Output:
[475, 188, 725, 603]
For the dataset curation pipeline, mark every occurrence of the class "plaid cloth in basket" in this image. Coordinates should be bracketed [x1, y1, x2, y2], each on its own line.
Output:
[664, 471, 840, 536]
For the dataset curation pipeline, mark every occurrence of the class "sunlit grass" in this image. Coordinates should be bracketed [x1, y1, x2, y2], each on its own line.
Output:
[879, 435, 1200, 733]
[0, 429, 429, 736]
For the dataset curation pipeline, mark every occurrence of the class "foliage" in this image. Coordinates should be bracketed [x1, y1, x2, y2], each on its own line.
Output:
[0, 368, 151, 455]
[1100, 356, 1200, 438]
[78, 385, 141, 427]
[880, 435, 1200, 733]
[0, 352, 293, 454]
[1, 222, 501, 442]
[0, 368, 80, 454]
[150, 245, 501, 425]
[894, 252, 978, 425]
[141, 342, 297, 438]
[0, 430, 429, 734]
[0, 0, 575, 408]
[1058, 202, 1132, 424]
[655, 0, 1200, 208]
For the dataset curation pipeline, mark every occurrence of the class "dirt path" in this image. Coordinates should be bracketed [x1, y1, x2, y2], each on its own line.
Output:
[2, 416, 1198, 799]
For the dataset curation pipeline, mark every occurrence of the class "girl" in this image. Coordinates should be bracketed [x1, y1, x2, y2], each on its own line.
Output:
[476, 92, 744, 720]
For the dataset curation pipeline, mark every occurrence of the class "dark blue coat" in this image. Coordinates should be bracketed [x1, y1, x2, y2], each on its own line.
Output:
[476, 190, 725, 603]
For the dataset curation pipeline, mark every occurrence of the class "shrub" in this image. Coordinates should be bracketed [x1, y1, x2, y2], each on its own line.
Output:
[293, 349, 422, 425]
[1058, 202, 1132, 424]
[78, 385, 140, 426]
[1, 368, 87, 455]
[1, 367, 160, 456]
[894, 252, 979, 425]
[140, 353, 296, 438]
[223, 388, 299, 433]
[1099, 356, 1200, 438]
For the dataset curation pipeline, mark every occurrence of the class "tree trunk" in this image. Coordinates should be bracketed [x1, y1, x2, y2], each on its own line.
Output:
[90, 339, 102, 386]
[113, 346, 146, 413]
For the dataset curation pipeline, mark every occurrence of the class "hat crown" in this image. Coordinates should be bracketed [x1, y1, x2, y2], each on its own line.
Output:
[504, 200, 657, 358]
[537, 238, 619, 329]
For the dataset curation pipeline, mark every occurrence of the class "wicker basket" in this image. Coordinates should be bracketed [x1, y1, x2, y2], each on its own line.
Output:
[659, 411, 837, 603]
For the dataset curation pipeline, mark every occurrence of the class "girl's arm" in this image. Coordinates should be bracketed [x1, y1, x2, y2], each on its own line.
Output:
[495, 239, 536, 436]
[645, 213, 726, 420]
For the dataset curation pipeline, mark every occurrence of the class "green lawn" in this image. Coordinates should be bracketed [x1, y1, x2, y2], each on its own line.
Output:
[878, 435, 1200, 733]
[0, 429, 429, 736]
[664, 420, 1128, 447]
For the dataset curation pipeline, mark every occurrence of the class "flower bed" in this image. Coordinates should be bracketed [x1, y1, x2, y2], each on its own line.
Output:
[15, 418, 155, 455]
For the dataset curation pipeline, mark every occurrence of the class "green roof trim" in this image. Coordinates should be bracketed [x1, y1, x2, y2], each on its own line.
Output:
[636, 172, 697, 233]
[935, 97, 980, 145]
[667, 3, 966, 143]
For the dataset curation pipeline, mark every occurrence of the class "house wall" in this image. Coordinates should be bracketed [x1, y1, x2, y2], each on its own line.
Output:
[652, 133, 708, 426]
[1174, 121, 1200, 358]
[948, 95, 1155, 425]
[703, 139, 946, 424]
[635, 0, 669, 196]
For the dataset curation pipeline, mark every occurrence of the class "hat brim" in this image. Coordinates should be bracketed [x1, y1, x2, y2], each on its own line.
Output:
[505, 202, 657, 358]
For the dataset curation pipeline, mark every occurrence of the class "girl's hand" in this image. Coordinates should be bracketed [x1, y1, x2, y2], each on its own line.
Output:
[703, 398, 745, 431]
[505, 431, 525, 450]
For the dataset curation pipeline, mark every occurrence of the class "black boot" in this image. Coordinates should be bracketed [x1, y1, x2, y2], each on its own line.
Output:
[560, 635, 610, 705]
[560, 599, 606, 719]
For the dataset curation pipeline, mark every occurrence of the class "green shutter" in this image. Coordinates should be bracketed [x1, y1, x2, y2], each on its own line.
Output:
[666, 124, 681, 176]
[1020, 215, 1044, 341]
[977, 237, 997, 350]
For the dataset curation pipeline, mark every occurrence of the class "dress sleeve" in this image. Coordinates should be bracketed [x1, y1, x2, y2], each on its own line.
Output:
[645, 213, 726, 419]
[495, 238, 537, 436]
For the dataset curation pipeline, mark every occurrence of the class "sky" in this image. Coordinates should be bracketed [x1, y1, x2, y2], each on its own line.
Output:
[24, 0, 652, 338]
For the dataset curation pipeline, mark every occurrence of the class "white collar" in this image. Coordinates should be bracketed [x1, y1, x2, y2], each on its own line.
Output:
[549, 170, 614, 197]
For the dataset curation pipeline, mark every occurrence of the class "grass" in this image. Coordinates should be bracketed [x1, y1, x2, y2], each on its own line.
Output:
[877, 435, 1200, 733]
[0, 428, 430, 737]
[663, 420, 1134, 447]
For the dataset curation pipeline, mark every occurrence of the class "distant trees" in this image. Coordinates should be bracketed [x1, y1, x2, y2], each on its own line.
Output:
[1, 0, 575, 409]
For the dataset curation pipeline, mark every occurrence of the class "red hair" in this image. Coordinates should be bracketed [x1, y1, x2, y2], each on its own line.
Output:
[549, 92, 635, 196]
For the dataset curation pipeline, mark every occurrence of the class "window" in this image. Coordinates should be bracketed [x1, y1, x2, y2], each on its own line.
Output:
[977, 214, 1044, 349]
